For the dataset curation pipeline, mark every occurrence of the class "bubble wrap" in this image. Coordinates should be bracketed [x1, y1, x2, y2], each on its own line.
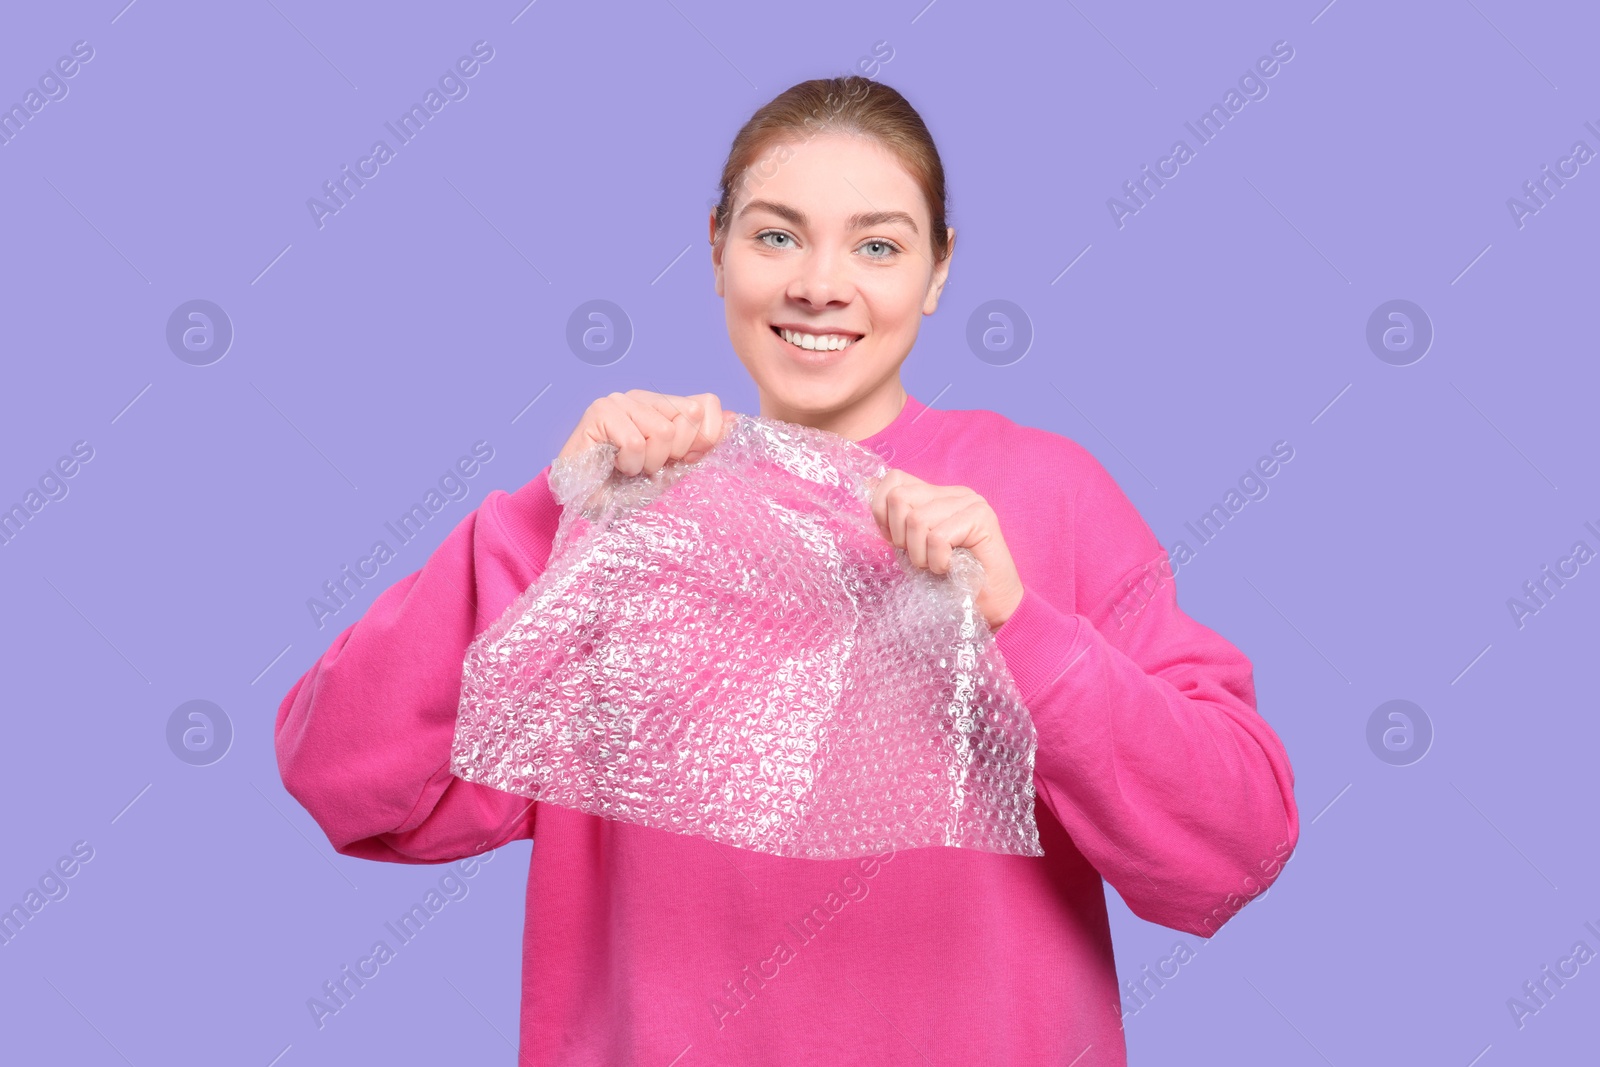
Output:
[448, 411, 1044, 860]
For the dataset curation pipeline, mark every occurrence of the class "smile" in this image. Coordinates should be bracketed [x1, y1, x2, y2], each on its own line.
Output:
[770, 325, 862, 352]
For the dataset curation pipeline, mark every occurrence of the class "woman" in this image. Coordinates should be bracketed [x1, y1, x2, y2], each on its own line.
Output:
[275, 75, 1298, 1065]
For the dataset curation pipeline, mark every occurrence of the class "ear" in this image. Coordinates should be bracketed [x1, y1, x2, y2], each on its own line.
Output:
[709, 210, 726, 297]
[922, 226, 955, 315]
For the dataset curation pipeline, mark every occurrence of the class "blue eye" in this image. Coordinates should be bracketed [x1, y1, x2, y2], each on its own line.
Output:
[755, 230, 902, 259]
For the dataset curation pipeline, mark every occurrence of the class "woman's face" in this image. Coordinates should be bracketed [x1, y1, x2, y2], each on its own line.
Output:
[710, 130, 953, 424]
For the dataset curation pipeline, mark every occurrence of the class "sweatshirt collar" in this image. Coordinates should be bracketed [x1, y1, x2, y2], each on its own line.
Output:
[858, 390, 941, 467]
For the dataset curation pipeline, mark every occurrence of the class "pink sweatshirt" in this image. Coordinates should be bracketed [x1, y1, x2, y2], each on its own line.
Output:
[275, 392, 1299, 1065]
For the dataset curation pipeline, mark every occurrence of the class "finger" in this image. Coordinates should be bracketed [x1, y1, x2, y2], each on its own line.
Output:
[625, 391, 699, 470]
[607, 393, 676, 475]
[639, 391, 718, 465]
[681, 393, 726, 461]
[666, 402, 703, 462]
[926, 502, 987, 575]
[885, 479, 940, 553]
[630, 388, 702, 428]
[905, 506, 926, 569]
[902, 495, 967, 571]
[585, 395, 645, 476]
[872, 469, 913, 531]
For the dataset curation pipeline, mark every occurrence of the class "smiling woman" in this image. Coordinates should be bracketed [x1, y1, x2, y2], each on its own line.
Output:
[708, 78, 955, 437]
[276, 74, 1300, 1067]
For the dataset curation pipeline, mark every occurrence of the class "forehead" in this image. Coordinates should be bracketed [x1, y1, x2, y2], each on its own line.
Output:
[733, 131, 927, 227]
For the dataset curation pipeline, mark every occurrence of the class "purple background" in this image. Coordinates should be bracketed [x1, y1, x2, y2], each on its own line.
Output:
[2, 0, 1596, 1063]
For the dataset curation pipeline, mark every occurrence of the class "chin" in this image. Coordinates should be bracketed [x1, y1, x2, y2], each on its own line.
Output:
[745, 368, 845, 413]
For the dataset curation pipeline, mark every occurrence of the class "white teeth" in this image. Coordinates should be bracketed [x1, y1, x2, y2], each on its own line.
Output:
[778, 327, 857, 352]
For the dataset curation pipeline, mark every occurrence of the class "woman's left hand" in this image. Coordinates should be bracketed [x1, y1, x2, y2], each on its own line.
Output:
[871, 469, 1025, 632]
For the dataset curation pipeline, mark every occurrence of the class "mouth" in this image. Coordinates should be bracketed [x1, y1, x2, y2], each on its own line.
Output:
[770, 324, 864, 355]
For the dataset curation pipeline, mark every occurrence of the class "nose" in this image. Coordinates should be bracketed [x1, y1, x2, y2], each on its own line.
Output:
[785, 243, 854, 309]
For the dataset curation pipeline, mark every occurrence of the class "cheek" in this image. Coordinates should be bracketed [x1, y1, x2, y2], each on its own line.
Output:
[725, 260, 786, 322]
[863, 282, 925, 336]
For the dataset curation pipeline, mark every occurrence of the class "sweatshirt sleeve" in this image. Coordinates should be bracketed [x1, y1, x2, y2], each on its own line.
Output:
[991, 445, 1299, 938]
[273, 467, 563, 865]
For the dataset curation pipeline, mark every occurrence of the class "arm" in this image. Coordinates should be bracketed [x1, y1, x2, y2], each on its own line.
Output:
[993, 449, 1299, 937]
[273, 468, 563, 864]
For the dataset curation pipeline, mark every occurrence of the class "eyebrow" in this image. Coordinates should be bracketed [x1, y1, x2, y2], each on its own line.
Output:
[737, 198, 920, 236]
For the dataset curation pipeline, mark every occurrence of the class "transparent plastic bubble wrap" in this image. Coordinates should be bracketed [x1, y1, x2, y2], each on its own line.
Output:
[448, 411, 1044, 860]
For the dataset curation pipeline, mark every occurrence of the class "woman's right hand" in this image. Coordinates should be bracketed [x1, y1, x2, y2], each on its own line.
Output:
[556, 390, 735, 477]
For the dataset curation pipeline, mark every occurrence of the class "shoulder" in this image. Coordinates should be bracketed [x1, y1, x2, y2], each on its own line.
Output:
[935, 405, 1127, 498]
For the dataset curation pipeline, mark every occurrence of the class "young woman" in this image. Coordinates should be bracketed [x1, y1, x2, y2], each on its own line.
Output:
[276, 75, 1299, 1066]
